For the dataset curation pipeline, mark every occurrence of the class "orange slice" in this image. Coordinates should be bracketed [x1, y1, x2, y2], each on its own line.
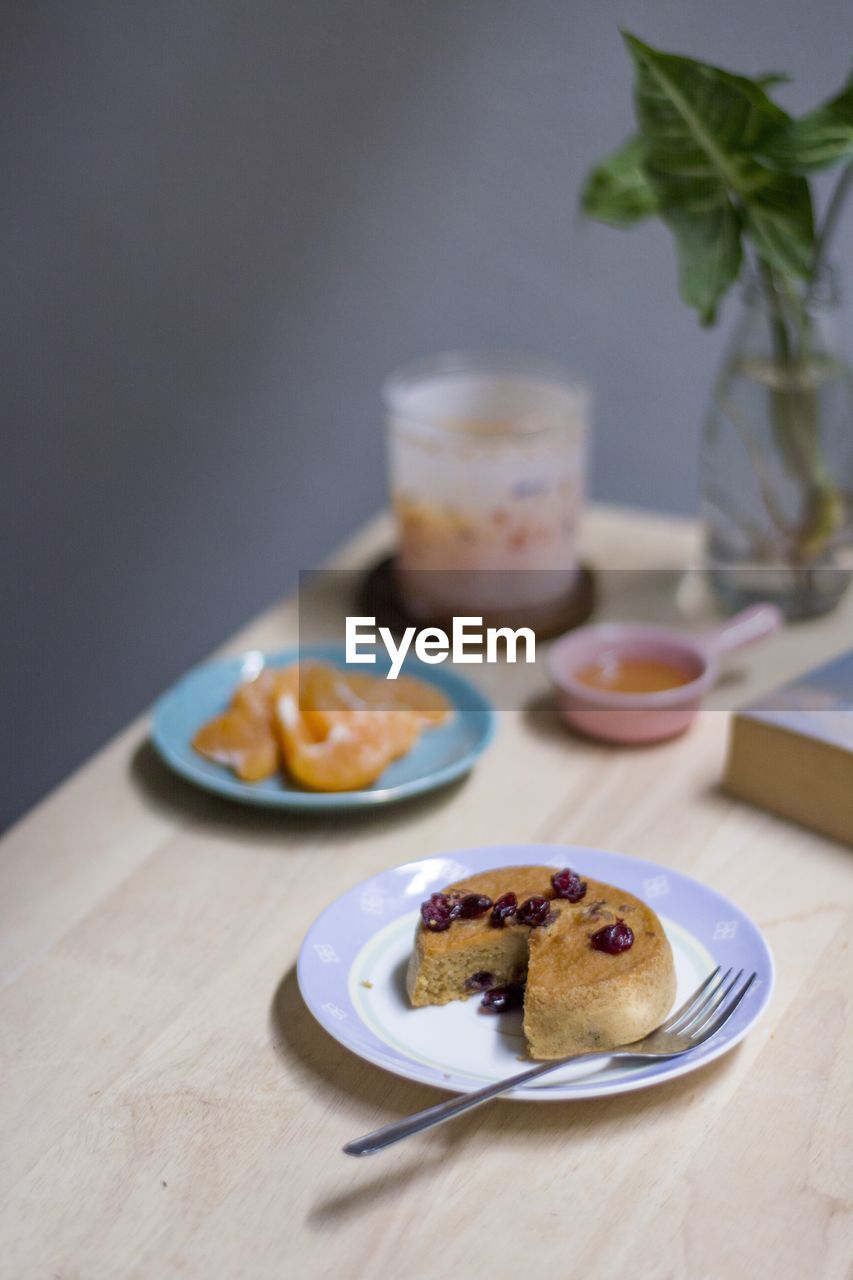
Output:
[273, 678, 398, 791]
[192, 707, 279, 782]
[344, 672, 452, 726]
[297, 664, 421, 760]
[230, 668, 278, 721]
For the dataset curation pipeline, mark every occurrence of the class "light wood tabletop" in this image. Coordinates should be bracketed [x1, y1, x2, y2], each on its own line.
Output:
[2, 505, 852, 1280]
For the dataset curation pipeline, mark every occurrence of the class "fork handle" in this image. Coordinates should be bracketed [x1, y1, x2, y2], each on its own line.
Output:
[343, 1052, 608, 1156]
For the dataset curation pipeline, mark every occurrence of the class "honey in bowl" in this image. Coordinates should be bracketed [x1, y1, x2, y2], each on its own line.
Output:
[576, 653, 697, 695]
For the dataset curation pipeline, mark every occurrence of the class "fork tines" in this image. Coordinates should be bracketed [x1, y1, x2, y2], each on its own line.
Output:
[661, 965, 757, 1042]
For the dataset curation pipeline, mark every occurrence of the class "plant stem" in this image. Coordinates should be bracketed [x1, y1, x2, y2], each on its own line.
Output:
[753, 257, 841, 561]
[812, 162, 853, 279]
[757, 258, 812, 477]
[756, 258, 791, 363]
[717, 390, 796, 538]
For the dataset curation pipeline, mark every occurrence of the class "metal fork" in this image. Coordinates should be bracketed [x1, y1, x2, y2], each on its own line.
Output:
[344, 966, 756, 1156]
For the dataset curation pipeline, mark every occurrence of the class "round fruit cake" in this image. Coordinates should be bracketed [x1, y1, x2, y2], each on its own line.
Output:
[406, 864, 677, 1059]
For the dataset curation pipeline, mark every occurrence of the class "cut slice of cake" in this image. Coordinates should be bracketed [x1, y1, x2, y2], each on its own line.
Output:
[406, 865, 553, 1007]
[406, 864, 676, 1059]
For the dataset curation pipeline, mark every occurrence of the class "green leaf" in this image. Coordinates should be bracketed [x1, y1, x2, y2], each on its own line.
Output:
[666, 205, 742, 325]
[754, 72, 792, 91]
[758, 72, 853, 172]
[580, 135, 659, 227]
[621, 32, 814, 318]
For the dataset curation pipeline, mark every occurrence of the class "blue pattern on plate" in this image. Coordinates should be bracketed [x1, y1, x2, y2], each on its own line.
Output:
[151, 644, 495, 810]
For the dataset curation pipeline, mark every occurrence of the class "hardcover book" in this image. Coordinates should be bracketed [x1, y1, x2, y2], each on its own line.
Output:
[723, 648, 853, 846]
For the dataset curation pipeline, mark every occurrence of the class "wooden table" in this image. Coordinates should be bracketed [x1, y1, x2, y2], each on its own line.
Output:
[2, 506, 852, 1280]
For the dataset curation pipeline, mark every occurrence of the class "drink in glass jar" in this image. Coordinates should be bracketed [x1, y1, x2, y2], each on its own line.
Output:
[384, 352, 589, 621]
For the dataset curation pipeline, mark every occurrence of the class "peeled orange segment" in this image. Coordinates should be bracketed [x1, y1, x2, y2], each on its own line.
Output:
[279, 724, 396, 792]
[274, 686, 398, 791]
[373, 709, 421, 759]
[230, 665, 310, 722]
[192, 708, 279, 782]
[230, 669, 279, 721]
[297, 663, 365, 723]
[296, 665, 421, 760]
[389, 674, 452, 725]
[345, 673, 452, 726]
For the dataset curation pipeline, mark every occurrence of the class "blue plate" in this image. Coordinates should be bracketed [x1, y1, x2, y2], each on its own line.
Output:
[151, 644, 495, 810]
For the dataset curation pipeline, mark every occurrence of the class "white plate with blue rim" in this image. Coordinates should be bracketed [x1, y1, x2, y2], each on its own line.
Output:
[151, 644, 495, 810]
[297, 844, 774, 1100]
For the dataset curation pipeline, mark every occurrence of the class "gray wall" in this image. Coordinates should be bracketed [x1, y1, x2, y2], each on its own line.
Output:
[5, 0, 853, 828]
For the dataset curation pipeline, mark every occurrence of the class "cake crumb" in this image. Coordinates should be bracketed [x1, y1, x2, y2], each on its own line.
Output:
[360, 979, 373, 989]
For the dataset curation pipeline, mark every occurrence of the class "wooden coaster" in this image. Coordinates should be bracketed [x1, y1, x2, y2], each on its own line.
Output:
[358, 556, 596, 642]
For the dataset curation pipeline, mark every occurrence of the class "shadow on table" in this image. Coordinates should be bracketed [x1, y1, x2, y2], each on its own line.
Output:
[270, 964, 741, 1229]
[130, 738, 469, 843]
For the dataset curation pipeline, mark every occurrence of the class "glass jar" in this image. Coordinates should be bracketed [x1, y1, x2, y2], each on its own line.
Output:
[701, 269, 853, 619]
[384, 352, 589, 621]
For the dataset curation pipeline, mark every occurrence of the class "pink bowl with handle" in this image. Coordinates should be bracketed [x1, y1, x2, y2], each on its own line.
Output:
[547, 604, 783, 745]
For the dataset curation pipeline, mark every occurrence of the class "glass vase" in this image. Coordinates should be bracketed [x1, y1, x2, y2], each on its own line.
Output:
[701, 268, 853, 620]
